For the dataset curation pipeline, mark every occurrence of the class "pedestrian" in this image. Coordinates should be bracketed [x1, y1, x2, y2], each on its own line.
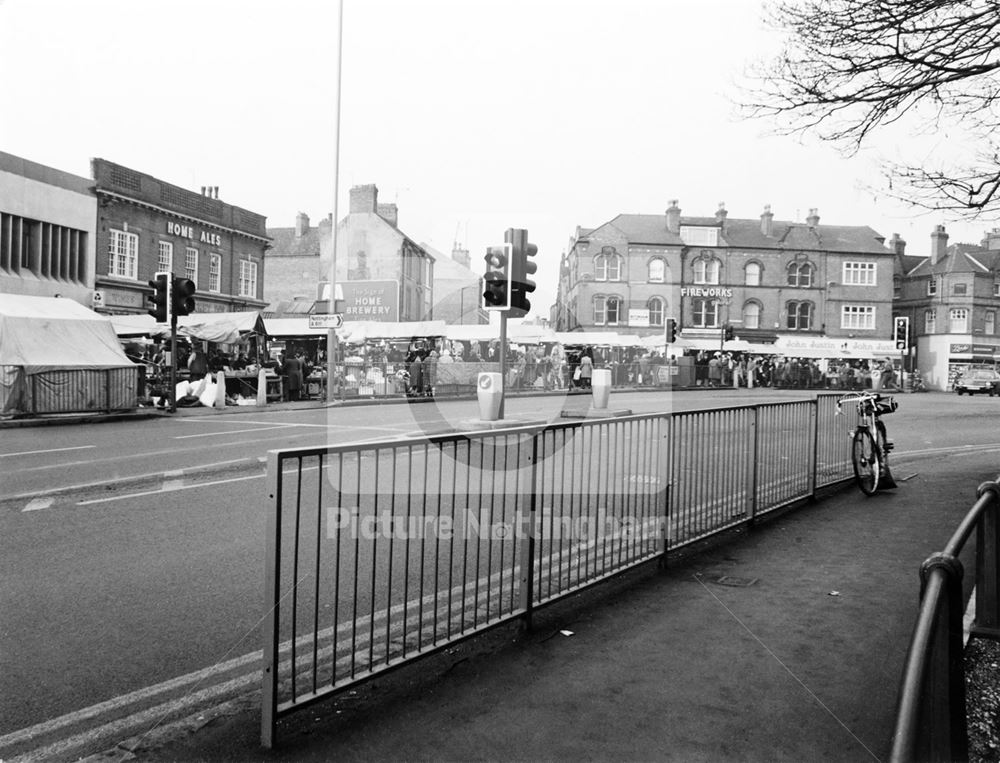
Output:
[283, 352, 304, 401]
[579, 348, 593, 389]
[187, 345, 208, 381]
[708, 353, 722, 387]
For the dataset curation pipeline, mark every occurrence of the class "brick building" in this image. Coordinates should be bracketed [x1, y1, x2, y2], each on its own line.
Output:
[0, 151, 96, 306]
[552, 201, 896, 354]
[91, 158, 269, 315]
[266, 184, 435, 323]
[893, 225, 1000, 390]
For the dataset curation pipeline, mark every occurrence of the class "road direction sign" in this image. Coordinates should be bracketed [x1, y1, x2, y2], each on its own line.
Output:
[308, 313, 344, 330]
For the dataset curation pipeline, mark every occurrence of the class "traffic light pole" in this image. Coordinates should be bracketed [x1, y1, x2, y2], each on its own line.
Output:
[498, 312, 508, 419]
[169, 313, 178, 413]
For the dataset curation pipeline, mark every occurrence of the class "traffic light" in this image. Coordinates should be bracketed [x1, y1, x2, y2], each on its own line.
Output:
[665, 318, 678, 344]
[894, 316, 909, 351]
[147, 271, 171, 323]
[507, 228, 537, 318]
[172, 277, 197, 317]
[482, 244, 511, 311]
[723, 324, 735, 342]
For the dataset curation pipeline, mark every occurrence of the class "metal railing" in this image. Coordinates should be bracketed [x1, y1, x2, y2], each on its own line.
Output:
[262, 394, 852, 746]
[889, 476, 1000, 762]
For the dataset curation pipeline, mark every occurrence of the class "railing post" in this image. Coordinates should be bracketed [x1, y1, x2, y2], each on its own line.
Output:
[261, 450, 282, 749]
[920, 553, 969, 761]
[974, 481, 1000, 639]
[657, 415, 671, 565]
[518, 430, 540, 631]
[745, 407, 758, 519]
[807, 399, 818, 498]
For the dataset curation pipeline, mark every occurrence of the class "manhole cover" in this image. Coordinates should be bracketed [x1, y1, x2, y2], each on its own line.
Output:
[713, 575, 758, 587]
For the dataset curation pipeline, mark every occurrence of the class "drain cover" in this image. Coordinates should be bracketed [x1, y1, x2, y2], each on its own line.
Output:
[713, 575, 759, 587]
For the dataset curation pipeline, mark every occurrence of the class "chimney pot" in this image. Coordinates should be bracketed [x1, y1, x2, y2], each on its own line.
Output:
[806, 207, 820, 227]
[715, 202, 728, 223]
[200, 186, 206, 196]
[889, 232, 906, 257]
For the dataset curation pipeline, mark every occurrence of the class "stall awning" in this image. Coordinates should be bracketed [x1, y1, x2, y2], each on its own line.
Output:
[111, 311, 265, 343]
[340, 320, 448, 343]
[0, 295, 133, 373]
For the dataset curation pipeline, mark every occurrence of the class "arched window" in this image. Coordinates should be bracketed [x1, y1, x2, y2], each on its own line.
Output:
[787, 262, 814, 287]
[743, 301, 761, 330]
[745, 262, 761, 286]
[594, 295, 622, 326]
[648, 258, 666, 282]
[647, 297, 665, 326]
[692, 298, 718, 327]
[786, 301, 813, 330]
[949, 308, 968, 333]
[694, 257, 720, 284]
[594, 252, 623, 281]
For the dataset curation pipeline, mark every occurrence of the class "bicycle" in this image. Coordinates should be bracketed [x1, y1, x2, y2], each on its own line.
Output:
[836, 391, 899, 495]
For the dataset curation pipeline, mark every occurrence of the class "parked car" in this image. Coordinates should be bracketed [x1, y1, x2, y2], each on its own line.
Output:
[954, 367, 1000, 395]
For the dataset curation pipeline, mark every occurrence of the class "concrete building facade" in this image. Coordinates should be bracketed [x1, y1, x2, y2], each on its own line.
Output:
[0, 151, 97, 306]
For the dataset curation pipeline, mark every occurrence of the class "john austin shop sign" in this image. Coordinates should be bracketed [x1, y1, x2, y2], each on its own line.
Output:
[166, 221, 222, 247]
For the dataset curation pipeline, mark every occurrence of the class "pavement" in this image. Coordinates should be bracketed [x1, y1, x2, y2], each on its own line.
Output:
[63, 419, 990, 763]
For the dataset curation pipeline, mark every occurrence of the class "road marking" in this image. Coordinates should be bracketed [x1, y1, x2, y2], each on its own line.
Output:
[0, 445, 95, 458]
[22, 497, 54, 512]
[76, 473, 266, 505]
[174, 424, 298, 439]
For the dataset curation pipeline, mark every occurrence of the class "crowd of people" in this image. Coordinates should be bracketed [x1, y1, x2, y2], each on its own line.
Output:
[691, 351, 899, 390]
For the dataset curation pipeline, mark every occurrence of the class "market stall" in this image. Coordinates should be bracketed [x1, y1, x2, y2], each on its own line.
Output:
[1, 295, 138, 416]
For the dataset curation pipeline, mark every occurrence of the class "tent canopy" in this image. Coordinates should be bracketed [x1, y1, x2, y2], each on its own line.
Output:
[0, 294, 133, 373]
[111, 311, 265, 344]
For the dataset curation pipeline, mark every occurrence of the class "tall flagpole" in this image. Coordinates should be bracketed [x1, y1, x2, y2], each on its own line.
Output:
[326, 0, 344, 403]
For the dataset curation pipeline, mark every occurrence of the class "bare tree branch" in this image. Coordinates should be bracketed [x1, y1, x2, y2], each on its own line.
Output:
[740, 0, 1000, 216]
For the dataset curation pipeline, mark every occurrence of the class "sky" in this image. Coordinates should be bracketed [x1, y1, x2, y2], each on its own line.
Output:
[1, 0, 992, 315]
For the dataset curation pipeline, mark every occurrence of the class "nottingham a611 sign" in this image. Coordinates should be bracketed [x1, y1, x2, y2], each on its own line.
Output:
[309, 313, 344, 330]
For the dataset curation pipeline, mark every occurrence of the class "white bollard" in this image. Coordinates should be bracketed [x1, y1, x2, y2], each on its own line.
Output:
[592, 368, 612, 409]
[257, 368, 267, 406]
[215, 371, 227, 409]
[477, 372, 503, 421]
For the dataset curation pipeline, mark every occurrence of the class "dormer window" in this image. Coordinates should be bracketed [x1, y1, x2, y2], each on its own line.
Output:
[679, 226, 719, 246]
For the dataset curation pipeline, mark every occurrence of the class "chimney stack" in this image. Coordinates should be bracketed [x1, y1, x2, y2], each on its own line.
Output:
[888, 232, 906, 257]
[930, 224, 948, 265]
[760, 204, 774, 236]
[665, 199, 681, 234]
[452, 243, 470, 268]
[806, 208, 820, 227]
[349, 184, 379, 214]
[715, 202, 728, 225]
[213, 186, 219, 199]
[295, 212, 310, 238]
[376, 202, 398, 227]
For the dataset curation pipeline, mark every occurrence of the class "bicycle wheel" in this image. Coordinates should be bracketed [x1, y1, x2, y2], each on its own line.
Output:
[852, 428, 880, 495]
